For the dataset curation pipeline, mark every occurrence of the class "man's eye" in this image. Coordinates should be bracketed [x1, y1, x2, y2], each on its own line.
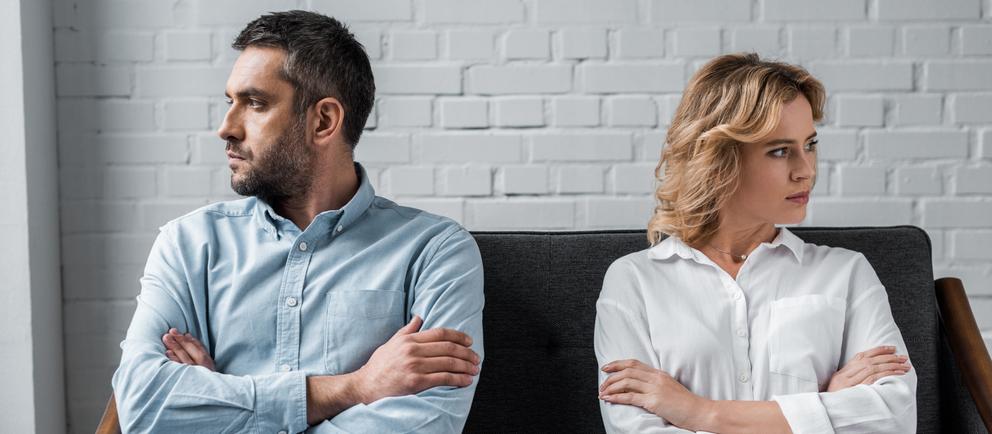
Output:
[248, 99, 264, 108]
[224, 98, 233, 105]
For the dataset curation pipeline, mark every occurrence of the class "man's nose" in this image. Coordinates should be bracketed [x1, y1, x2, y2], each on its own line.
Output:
[217, 107, 244, 143]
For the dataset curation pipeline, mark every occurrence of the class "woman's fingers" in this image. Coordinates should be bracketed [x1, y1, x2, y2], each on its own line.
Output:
[600, 392, 648, 409]
[862, 369, 909, 385]
[600, 377, 651, 397]
[855, 345, 897, 360]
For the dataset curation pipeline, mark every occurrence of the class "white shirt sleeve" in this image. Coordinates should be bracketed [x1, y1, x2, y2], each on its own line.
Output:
[595, 260, 697, 434]
[773, 255, 917, 434]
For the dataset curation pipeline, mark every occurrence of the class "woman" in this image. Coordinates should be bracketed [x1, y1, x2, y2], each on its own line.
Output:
[594, 53, 916, 433]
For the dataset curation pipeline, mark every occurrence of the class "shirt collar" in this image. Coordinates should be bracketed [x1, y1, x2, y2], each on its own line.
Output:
[648, 227, 805, 264]
[253, 162, 376, 239]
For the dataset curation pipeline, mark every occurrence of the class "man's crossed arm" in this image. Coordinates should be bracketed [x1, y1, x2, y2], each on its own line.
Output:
[161, 315, 479, 425]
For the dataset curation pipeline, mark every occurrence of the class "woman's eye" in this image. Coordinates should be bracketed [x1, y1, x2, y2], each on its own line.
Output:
[769, 148, 788, 158]
[805, 140, 819, 152]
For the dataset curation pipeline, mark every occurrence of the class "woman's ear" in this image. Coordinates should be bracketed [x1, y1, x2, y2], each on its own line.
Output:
[312, 97, 345, 146]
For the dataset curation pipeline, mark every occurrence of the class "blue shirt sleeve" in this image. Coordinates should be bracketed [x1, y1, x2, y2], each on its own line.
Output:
[308, 226, 485, 433]
[111, 225, 310, 434]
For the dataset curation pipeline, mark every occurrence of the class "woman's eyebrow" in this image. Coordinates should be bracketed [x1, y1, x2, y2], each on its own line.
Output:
[764, 132, 818, 146]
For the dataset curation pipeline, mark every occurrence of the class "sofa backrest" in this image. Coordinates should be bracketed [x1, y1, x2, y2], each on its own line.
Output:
[464, 227, 938, 433]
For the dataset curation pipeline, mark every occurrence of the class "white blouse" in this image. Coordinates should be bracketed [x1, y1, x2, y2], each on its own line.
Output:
[594, 228, 917, 434]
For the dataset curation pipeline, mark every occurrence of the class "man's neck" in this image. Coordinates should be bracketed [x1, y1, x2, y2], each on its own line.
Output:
[275, 161, 360, 231]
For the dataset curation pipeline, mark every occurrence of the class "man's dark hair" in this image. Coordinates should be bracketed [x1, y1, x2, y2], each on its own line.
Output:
[233, 10, 375, 148]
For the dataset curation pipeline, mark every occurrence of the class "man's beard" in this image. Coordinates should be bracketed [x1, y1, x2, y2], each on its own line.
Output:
[229, 117, 314, 205]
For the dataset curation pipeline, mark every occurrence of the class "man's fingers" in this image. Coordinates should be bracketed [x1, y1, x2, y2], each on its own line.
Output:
[395, 315, 423, 336]
[419, 372, 475, 389]
[170, 344, 195, 365]
[410, 327, 473, 347]
[175, 334, 209, 365]
[417, 356, 480, 375]
[413, 341, 480, 364]
[165, 350, 180, 363]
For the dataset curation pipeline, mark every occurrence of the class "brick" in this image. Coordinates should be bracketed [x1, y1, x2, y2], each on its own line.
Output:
[137, 66, 229, 97]
[61, 232, 156, 267]
[617, 29, 665, 58]
[59, 168, 103, 199]
[503, 30, 550, 60]
[353, 28, 382, 60]
[607, 97, 657, 127]
[355, 133, 411, 164]
[395, 198, 464, 223]
[584, 197, 655, 228]
[934, 266, 992, 295]
[61, 264, 144, 300]
[60, 200, 140, 234]
[102, 167, 157, 199]
[763, 0, 866, 21]
[446, 30, 494, 60]
[500, 166, 548, 195]
[808, 200, 913, 225]
[865, 130, 969, 159]
[375, 66, 462, 95]
[925, 61, 992, 91]
[560, 28, 607, 59]
[847, 27, 895, 57]
[809, 61, 913, 91]
[423, 0, 525, 24]
[581, 64, 684, 93]
[557, 165, 605, 194]
[468, 65, 571, 95]
[58, 100, 156, 132]
[953, 231, 992, 260]
[552, 96, 600, 127]
[391, 31, 437, 60]
[386, 167, 434, 196]
[493, 98, 544, 128]
[835, 95, 884, 127]
[638, 131, 667, 161]
[788, 27, 838, 59]
[163, 100, 210, 131]
[162, 167, 212, 197]
[96, 135, 189, 164]
[308, 0, 414, 22]
[673, 28, 722, 57]
[531, 133, 633, 162]
[55, 30, 154, 62]
[440, 166, 492, 196]
[164, 31, 212, 61]
[140, 201, 210, 231]
[955, 166, 992, 194]
[892, 94, 943, 126]
[418, 133, 522, 163]
[952, 94, 992, 123]
[813, 163, 831, 196]
[928, 228, 946, 260]
[378, 97, 433, 127]
[467, 199, 575, 229]
[923, 200, 992, 227]
[612, 163, 657, 194]
[534, 0, 637, 24]
[57, 65, 131, 97]
[731, 27, 782, 56]
[439, 98, 488, 129]
[877, 0, 980, 20]
[838, 166, 886, 195]
[65, 334, 125, 370]
[815, 129, 858, 161]
[57, 0, 175, 29]
[903, 26, 950, 56]
[894, 167, 943, 195]
[982, 129, 992, 159]
[961, 26, 992, 55]
[192, 133, 227, 165]
[63, 299, 136, 334]
[972, 299, 992, 329]
[649, 0, 750, 22]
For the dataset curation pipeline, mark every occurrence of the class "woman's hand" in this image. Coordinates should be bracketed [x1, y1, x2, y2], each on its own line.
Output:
[599, 359, 711, 430]
[825, 345, 911, 392]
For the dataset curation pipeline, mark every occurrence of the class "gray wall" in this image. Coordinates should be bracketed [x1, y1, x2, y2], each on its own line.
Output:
[51, 0, 992, 432]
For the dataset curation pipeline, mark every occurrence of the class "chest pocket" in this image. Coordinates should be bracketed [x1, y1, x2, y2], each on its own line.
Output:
[767, 294, 846, 392]
[324, 289, 406, 374]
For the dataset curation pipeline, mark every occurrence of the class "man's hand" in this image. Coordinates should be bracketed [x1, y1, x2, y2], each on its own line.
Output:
[162, 328, 215, 371]
[825, 345, 911, 392]
[599, 359, 709, 430]
[348, 315, 480, 404]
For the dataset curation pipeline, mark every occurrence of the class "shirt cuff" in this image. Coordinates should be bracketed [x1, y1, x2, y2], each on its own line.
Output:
[253, 371, 308, 434]
[772, 392, 835, 434]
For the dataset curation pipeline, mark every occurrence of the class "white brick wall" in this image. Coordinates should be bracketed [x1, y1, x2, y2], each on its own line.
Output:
[53, 0, 992, 432]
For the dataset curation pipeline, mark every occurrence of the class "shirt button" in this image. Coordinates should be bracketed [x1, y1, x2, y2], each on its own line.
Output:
[738, 373, 749, 383]
[286, 297, 298, 307]
[336, 225, 343, 233]
[736, 328, 747, 337]
[278, 430, 288, 434]
[280, 364, 291, 372]
[298, 242, 308, 251]
[732, 292, 742, 300]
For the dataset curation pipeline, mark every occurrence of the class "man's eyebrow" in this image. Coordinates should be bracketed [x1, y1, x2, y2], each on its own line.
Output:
[764, 132, 818, 146]
[225, 87, 273, 100]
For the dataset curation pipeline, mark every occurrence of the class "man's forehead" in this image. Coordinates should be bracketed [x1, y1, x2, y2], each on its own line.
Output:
[226, 46, 290, 93]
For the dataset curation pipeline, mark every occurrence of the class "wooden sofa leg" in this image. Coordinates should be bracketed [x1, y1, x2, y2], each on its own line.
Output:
[95, 392, 120, 434]
[936, 277, 992, 432]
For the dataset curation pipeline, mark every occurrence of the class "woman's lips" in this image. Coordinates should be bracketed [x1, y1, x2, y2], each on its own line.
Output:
[787, 192, 809, 204]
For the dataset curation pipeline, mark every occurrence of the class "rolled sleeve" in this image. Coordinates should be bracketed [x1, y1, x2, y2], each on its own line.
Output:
[772, 392, 834, 434]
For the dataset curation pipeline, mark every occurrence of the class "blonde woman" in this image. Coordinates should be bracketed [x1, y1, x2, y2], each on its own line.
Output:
[594, 53, 916, 433]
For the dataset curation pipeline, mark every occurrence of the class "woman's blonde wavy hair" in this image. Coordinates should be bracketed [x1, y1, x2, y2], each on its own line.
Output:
[647, 53, 826, 246]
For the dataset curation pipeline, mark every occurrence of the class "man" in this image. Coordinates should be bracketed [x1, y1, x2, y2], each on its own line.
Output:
[111, 10, 484, 433]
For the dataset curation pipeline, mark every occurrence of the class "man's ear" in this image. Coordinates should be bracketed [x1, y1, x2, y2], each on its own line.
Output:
[312, 97, 345, 148]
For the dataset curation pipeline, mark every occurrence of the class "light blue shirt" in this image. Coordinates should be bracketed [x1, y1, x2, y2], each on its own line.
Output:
[112, 163, 485, 434]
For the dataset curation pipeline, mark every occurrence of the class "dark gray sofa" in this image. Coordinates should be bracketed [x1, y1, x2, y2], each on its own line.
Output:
[465, 227, 991, 433]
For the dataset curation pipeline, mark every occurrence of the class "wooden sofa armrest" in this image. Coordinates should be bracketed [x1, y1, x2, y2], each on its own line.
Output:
[95, 392, 120, 434]
[936, 277, 992, 432]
